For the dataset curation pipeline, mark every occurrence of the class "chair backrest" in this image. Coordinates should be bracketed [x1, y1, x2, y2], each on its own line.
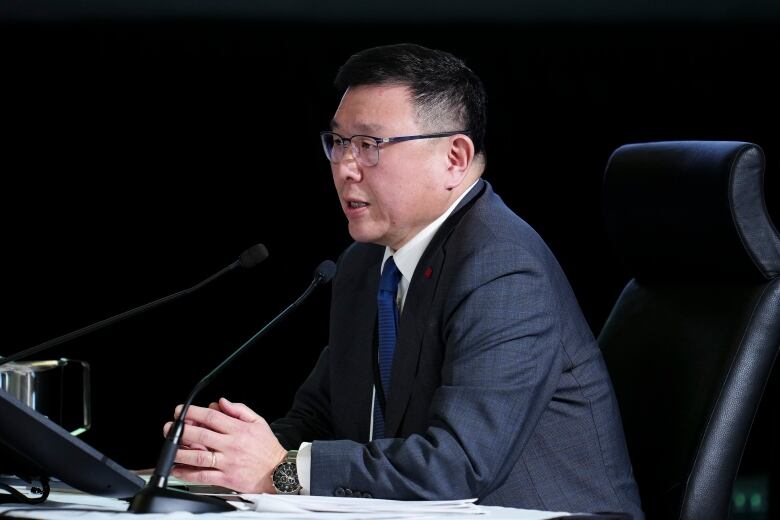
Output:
[598, 141, 780, 520]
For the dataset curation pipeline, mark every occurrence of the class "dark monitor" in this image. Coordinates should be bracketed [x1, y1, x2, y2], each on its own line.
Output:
[0, 388, 144, 499]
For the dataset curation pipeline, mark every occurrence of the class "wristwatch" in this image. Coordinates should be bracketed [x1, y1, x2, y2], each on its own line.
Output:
[271, 450, 301, 495]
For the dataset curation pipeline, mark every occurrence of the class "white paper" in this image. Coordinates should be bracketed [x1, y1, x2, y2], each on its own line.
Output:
[245, 493, 481, 514]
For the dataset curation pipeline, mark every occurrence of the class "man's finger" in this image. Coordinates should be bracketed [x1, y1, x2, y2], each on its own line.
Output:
[174, 447, 221, 469]
[181, 404, 240, 434]
[177, 423, 228, 451]
[217, 398, 262, 423]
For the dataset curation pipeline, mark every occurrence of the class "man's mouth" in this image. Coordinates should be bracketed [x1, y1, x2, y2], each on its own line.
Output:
[348, 201, 369, 208]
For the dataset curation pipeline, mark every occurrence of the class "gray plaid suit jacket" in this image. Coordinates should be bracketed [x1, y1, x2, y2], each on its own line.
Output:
[272, 180, 643, 518]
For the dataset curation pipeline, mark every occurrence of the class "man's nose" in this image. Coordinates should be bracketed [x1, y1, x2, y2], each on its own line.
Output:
[334, 146, 362, 181]
[342, 142, 359, 162]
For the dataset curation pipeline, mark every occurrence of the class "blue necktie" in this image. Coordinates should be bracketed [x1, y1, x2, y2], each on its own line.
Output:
[373, 256, 401, 439]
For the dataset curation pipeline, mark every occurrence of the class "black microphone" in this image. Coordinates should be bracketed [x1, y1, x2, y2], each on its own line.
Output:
[129, 260, 336, 514]
[0, 243, 269, 367]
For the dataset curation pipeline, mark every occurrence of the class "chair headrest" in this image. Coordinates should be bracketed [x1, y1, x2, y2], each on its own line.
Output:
[604, 141, 780, 281]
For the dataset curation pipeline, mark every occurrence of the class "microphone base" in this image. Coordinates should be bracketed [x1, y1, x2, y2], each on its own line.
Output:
[128, 485, 235, 514]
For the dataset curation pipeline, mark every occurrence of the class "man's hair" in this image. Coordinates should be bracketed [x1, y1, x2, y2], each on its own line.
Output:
[334, 43, 487, 157]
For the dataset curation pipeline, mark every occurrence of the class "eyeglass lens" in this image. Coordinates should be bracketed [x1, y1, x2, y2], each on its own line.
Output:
[321, 133, 379, 167]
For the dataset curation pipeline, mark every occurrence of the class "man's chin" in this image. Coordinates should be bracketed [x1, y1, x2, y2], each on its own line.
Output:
[348, 226, 385, 246]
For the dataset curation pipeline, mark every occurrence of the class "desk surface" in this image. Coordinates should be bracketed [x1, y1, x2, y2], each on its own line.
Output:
[0, 489, 580, 520]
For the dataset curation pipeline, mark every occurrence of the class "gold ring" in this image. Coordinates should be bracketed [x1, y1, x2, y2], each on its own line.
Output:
[210, 451, 217, 469]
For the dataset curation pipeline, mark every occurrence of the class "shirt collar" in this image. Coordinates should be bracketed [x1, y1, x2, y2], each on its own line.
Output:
[382, 179, 479, 281]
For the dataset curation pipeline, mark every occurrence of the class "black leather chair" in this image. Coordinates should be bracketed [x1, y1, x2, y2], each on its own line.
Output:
[598, 141, 780, 520]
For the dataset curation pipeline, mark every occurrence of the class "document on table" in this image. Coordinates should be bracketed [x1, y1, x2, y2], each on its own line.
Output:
[244, 494, 479, 515]
[0, 489, 574, 520]
[241, 494, 572, 519]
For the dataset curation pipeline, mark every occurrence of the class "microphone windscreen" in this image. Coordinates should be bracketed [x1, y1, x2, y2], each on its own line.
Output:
[239, 243, 269, 268]
[314, 260, 337, 284]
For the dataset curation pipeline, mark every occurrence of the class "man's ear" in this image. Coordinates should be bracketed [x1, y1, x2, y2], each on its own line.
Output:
[444, 134, 475, 190]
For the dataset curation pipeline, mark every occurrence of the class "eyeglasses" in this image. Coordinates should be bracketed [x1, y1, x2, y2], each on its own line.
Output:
[320, 130, 470, 167]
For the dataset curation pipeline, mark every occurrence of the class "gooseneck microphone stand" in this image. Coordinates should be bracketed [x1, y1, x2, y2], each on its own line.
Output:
[129, 260, 336, 514]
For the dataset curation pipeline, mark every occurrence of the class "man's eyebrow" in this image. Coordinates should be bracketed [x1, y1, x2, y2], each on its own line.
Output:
[329, 119, 385, 135]
[354, 122, 384, 134]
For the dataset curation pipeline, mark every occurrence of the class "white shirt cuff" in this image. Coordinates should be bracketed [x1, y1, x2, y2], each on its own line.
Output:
[296, 442, 312, 495]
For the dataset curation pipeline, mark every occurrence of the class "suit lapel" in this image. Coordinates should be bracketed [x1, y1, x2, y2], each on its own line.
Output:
[383, 180, 487, 436]
[334, 250, 382, 443]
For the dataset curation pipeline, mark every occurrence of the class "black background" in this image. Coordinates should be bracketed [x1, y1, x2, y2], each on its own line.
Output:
[1, 3, 777, 507]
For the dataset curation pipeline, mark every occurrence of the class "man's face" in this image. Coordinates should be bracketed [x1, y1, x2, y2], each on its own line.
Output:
[330, 84, 455, 250]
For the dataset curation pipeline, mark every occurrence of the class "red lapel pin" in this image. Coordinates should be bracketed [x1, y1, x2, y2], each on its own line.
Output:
[423, 266, 433, 279]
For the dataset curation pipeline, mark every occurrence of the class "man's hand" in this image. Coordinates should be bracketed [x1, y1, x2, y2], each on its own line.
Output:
[163, 397, 287, 494]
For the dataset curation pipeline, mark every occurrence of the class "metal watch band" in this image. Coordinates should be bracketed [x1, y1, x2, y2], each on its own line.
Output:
[285, 450, 298, 464]
[272, 450, 300, 495]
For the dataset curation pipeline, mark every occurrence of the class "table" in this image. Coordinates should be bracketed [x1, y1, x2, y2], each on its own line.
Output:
[0, 488, 585, 520]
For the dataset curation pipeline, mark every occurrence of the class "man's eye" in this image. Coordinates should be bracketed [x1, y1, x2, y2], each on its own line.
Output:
[332, 137, 345, 147]
[360, 140, 377, 150]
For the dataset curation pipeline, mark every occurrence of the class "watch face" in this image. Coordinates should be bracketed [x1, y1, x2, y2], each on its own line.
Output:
[272, 461, 300, 494]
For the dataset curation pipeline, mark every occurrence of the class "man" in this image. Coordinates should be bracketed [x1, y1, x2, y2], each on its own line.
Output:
[166, 43, 643, 518]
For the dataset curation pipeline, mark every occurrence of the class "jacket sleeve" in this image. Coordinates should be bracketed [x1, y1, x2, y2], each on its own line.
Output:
[270, 346, 335, 450]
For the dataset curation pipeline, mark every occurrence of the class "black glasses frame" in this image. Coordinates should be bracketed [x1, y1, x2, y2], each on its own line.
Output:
[320, 130, 470, 166]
